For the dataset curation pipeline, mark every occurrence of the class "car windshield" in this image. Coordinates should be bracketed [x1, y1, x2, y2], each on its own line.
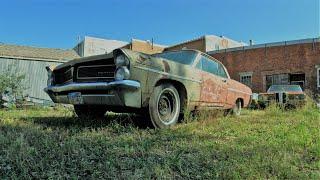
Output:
[267, 85, 302, 93]
[153, 51, 198, 65]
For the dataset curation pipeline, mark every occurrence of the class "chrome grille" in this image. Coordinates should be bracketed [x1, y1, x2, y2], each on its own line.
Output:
[76, 65, 116, 82]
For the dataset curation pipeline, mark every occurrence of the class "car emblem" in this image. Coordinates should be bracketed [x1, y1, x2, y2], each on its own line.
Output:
[97, 72, 108, 76]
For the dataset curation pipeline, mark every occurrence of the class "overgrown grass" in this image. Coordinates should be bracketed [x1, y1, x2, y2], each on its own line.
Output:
[0, 104, 319, 179]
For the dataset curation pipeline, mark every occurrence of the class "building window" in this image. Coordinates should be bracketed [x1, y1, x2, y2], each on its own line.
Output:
[317, 67, 320, 88]
[266, 74, 289, 91]
[265, 73, 306, 91]
[239, 72, 253, 87]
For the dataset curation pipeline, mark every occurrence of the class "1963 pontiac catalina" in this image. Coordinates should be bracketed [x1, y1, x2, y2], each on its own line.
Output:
[44, 49, 252, 128]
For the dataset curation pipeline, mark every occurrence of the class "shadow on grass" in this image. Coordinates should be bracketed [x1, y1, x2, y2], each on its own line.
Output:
[26, 113, 153, 130]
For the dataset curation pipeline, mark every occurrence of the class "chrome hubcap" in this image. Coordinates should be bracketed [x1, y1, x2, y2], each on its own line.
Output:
[157, 89, 177, 124]
[159, 96, 171, 116]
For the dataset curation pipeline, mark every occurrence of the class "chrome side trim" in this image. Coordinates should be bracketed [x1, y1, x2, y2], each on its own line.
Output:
[134, 65, 202, 83]
[81, 94, 115, 97]
[228, 88, 252, 95]
[44, 80, 140, 93]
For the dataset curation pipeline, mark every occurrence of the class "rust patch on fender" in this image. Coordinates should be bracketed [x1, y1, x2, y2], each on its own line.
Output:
[200, 78, 222, 102]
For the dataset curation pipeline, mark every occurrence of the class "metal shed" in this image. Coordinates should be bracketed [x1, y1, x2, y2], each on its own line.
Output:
[0, 44, 79, 103]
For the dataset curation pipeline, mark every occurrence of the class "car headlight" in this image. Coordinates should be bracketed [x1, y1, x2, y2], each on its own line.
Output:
[47, 71, 54, 86]
[115, 67, 130, 81]
[115, 55, 129, 67]
[46, 66, 54, 86]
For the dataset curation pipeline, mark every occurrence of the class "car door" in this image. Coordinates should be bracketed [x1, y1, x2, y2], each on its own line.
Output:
[216, 62, 231, 107]
[195, 56, 228, 108]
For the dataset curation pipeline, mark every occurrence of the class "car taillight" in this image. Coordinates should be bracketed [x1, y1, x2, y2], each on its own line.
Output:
[288, 94, 295, 100]
[267, 94, 275, 100]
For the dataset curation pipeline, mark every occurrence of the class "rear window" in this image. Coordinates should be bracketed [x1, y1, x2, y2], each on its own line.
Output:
[195, 55, 229, 78]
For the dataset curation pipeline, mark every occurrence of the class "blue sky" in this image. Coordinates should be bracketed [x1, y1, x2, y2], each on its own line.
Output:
[0, 0, 319, 49]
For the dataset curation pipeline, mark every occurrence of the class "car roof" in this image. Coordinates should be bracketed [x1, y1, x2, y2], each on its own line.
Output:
[267, 84, 303, 92]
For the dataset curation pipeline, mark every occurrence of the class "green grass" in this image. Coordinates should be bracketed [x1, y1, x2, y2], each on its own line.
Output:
[0, 104, 319, 179]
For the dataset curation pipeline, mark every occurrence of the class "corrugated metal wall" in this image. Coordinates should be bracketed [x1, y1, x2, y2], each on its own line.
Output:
[0, 58, 62, 101]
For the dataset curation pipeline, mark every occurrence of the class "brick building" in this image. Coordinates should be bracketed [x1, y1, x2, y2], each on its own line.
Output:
[165, 35, 245, 52]
[121, 38, 166, 54]
[207, 38, 320, 95]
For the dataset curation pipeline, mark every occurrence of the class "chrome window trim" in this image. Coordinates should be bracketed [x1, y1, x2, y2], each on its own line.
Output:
[193, 53, 230, 79]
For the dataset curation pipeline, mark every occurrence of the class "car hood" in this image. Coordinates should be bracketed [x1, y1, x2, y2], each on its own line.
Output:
[53, 52, 114, 71]
[260, 91, 304, 95]
[52, 48, 136, 71]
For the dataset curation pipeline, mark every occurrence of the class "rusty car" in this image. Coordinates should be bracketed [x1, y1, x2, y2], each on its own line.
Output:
[258, 85, 306, 109]
[44, 49, 252, 128]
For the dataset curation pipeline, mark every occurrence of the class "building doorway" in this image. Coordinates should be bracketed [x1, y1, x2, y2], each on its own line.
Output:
[290, 73, 305, 90]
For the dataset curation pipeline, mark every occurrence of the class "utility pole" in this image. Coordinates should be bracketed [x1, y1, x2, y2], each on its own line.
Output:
[152, 38, 154, 49]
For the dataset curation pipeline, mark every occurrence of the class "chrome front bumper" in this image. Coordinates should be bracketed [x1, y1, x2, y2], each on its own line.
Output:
[44, 80, 141, 108]
[44, 80, 140, 93]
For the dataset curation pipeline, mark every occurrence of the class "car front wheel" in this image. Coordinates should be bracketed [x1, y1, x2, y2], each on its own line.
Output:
[74, 105, 107, 119]
[148, 83, 181, 128]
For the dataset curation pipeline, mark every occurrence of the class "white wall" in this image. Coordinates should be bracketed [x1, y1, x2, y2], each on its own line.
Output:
[75, 36, 128, 57]
[205, 35, 246, 52]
